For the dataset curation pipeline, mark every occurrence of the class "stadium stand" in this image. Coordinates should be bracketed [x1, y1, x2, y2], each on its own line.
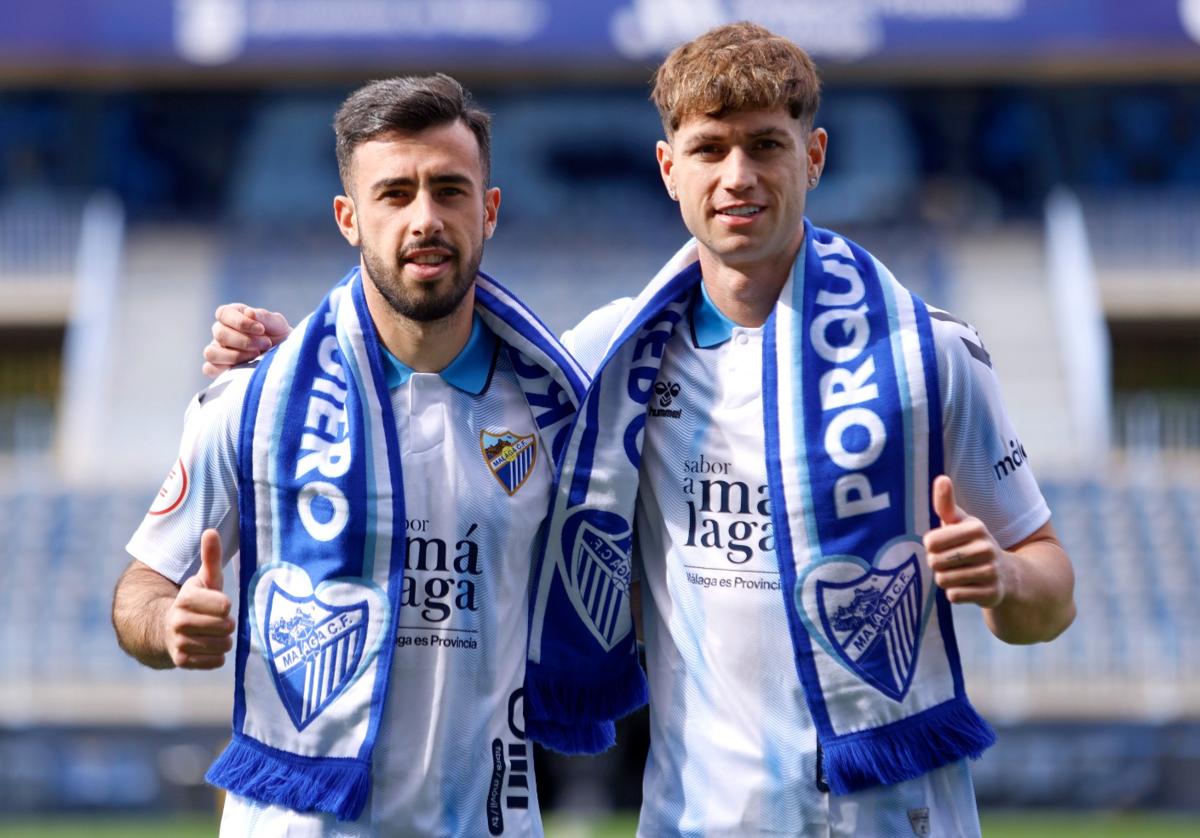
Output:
[2, 11, 1200, 816]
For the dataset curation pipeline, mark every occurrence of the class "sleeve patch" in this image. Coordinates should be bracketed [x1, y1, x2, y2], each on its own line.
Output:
[148, 458, 189, 517]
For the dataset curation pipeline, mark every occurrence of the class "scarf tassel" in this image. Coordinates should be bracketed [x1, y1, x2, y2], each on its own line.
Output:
[822, 699, 997, 795]
[525, 718, 617, 755]
[206, 733, 371, 822]
[523, 656, 648, 754]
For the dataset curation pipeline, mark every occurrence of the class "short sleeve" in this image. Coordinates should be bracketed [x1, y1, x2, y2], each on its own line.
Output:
[560, 297, 635, 376]
[932, 307, 1051, 549]
[125, 366, 253, 583]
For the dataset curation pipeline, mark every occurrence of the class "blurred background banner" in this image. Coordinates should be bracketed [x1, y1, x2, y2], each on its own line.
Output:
[2, 1, 1199, 72]
[1, 0, 1200, 834]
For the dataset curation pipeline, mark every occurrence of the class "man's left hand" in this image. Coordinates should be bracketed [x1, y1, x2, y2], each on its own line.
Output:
[922, 474, 1010, 609]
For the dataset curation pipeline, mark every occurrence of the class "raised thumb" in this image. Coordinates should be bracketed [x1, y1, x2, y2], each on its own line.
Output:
[198, 528, 224, 590]
[932, 474, 963, 526]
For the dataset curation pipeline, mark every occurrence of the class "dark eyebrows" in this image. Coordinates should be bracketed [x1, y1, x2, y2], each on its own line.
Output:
[685, 132, 725, 146]
[748, 126, 791, 141]
[369, 173, 475, 194]
[684, 126, 790, 148]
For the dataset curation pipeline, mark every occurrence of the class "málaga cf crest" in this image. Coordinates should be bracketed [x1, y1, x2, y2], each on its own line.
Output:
[816, 556, 922, 702]
[480, 430, 537, 496]
[563, 510, 633, 652]
[264, 584, 367, 731]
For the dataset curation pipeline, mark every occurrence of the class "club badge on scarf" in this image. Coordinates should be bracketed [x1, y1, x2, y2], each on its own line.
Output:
[258, 564, 386, 731]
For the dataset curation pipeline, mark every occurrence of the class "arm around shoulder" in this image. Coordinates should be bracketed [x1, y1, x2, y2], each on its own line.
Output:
[561, 297, 634, 376]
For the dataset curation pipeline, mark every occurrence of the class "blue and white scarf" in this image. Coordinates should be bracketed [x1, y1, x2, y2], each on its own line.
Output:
[205, 267, 587, 821]
[527, 221, 996, 792]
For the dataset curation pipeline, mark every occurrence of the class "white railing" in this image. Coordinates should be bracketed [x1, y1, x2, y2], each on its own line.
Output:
[1116, 391, 1200, 452]
[54, 192, 126, 481]
[1044, 188, 1112, 460]
[1082, 188, 1200, 270]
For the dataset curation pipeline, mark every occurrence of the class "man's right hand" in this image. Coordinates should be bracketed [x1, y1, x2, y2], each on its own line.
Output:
[164, 529, 235, 669]
[202, 303, 292, 378]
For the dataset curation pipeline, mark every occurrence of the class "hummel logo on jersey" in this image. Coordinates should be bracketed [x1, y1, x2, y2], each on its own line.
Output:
[649, 380, 683, 419]
[929, 309, 992, 368]
[654, 380, 681, 407]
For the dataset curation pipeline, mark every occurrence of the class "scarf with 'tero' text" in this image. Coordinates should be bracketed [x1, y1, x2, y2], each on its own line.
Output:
[206, 267, 589, 821]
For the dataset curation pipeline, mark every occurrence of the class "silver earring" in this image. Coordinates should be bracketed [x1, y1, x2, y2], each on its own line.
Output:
[808, 176, 818, 188]
[668, 187, 678, 200]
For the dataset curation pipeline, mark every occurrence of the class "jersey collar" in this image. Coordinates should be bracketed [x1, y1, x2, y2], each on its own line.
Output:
[380, 312, 496, 395]
[690, 281, 738, 349]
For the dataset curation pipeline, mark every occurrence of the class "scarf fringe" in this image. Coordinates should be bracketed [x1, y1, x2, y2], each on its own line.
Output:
[526, 718, 617, 755]
[206, 734, 371, 822]
[524, 655, 648, 748]
[823, 699, 997, 795]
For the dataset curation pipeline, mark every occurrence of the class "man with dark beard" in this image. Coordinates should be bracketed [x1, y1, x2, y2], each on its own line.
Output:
[111, 75, 590, 835]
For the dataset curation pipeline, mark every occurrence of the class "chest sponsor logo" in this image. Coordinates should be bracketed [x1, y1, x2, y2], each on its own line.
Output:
[993, 437, 1028, 482]
[148, 458, 188, 516]
[815, 556, 922, 702]
[396, 520, 483, 640]
[264, 584, 367, 731]
[481, 430, 537, 496]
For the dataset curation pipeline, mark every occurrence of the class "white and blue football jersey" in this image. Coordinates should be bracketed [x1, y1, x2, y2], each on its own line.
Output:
[128, 315, 549, 837]
[566, 284, 1049, 838]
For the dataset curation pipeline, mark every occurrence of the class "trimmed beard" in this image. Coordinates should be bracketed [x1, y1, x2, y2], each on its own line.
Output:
[361, 236, 482, 323]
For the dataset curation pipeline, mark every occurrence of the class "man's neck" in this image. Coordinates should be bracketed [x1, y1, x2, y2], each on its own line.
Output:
[696, 241, 802, 328]
[362, 277, 475, 374]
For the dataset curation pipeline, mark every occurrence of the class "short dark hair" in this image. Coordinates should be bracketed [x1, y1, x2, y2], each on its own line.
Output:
[651, 22, 821, 138]
[334, 73, 492, 192]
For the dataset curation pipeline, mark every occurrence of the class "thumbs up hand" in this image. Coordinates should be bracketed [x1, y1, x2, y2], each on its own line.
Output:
[922, 475, 1010, 609]
[164, 529, 235, 669]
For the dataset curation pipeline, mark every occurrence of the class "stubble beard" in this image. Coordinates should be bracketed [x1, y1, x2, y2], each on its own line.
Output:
[361, 235, 483, 323]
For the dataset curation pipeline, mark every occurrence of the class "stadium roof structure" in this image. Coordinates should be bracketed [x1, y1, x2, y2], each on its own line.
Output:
[2, 0, 1199, 83]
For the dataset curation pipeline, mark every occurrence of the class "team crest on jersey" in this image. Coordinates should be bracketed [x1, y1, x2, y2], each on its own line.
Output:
[562, 510, 633, 651]
[264, 583, 368, 731]
[481, 430, 537, 496]
[815, 555, 923, 702]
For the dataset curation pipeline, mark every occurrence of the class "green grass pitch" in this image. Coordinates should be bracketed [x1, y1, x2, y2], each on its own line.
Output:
[0, 811, 1197, 837]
